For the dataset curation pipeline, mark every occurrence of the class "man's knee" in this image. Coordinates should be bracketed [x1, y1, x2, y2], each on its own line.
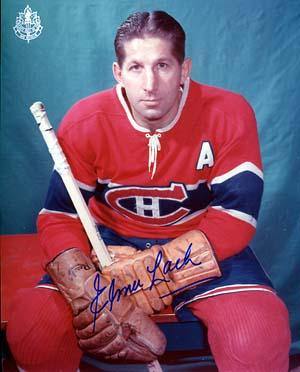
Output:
[6, 287, 82, 371]
[227, 293, 290, 366]
[190, 291, 291, 371]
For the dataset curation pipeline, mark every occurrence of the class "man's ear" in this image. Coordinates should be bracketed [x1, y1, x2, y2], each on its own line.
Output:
[180, 58, 192, 84]
[112, 62, 123, 85]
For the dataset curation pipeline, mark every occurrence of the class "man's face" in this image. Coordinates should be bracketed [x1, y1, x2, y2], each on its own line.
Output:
[113, 37, 191, 130]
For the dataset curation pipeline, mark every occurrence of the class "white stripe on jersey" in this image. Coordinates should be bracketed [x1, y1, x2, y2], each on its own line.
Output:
[107, 182, 122, 188]
[211, 161, 263, 185]
[35, 284, 59, 291]
[185, 179, 207, 190]
[39, 208, 78, 219]
[97, 178, 123, 188]
[174, 284, 275, 312]
[76, 180, 96, 192]
[97, 178, 113, 184]
[211, 206, 257, 227]
[173, 208, 208, 225]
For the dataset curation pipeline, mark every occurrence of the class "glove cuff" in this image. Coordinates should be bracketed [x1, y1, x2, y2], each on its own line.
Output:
[153, 230, 221, 294]
[46, 248, 96, 313]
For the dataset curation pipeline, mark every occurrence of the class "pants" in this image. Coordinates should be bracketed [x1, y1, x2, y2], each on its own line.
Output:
[6, 287, 291, 372]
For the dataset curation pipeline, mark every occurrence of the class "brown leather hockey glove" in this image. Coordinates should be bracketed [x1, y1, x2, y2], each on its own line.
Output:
[47, 248, 166, 362]
[101, 230, 221, 314]
[92, 244, 171, 314]
[91, 245, 137, 267]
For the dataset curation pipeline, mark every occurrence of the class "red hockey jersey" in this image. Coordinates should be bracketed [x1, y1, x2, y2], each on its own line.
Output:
[38, 79, 263, 266]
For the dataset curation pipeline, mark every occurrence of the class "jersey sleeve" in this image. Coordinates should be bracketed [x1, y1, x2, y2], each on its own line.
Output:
[198, 97, 264, 261]
[37, 111, 98, 267]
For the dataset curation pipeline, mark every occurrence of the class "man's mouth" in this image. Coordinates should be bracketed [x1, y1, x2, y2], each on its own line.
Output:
[141, 99, 160, 105]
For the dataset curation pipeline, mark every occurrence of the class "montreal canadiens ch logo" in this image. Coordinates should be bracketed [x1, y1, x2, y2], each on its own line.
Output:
[13, 5, 43, 43]
[105, 183, 190, 226]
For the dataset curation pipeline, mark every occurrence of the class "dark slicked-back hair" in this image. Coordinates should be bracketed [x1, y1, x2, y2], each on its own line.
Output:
[114, 11, 186, 66]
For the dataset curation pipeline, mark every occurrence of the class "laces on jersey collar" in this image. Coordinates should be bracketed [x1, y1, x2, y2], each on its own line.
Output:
[145, 133, 161, 179]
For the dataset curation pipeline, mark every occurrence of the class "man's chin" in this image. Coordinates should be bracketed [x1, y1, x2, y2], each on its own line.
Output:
[140, 109, 164, 122]
[132, 107, 168, 129]
[144, 115, 163, 122]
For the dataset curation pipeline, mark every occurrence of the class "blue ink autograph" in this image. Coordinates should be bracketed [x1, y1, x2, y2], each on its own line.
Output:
[90, 275, 143, 332]
[90, 243, 201, 332]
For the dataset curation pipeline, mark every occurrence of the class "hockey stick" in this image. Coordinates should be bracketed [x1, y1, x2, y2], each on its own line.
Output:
[30, 101, 112, 269]
[30, 102, 163, 372]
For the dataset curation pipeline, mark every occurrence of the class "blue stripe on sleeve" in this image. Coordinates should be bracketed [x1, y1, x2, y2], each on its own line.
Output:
[44, 170, 94, 214]
[210, 171, 263, 219]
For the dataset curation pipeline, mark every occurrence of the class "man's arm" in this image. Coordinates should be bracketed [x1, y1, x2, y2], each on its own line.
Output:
[37, 103, 99, 267]
[198, 96, 263, 261]
[37, 169, 95, 267]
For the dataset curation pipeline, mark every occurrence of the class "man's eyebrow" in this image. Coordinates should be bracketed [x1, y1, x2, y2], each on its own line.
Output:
[156, 57, 174, 63]
[126, 57, 174, 65]
[127, 59, 141, 65]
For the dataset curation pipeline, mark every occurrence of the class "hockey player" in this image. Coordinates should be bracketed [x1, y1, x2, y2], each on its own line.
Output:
[7, 10, 291, 371]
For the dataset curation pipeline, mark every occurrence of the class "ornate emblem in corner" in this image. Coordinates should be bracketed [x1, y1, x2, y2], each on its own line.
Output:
[13, 5, 43, 43]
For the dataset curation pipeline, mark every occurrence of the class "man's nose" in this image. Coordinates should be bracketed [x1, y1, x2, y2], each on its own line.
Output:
[144, 68, 157, 93]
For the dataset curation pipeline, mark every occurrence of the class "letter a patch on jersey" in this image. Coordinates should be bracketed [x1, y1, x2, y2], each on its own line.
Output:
[196, 141, 214, 170]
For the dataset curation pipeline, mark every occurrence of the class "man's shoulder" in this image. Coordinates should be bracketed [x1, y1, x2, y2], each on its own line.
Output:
[61, 86, 120, 125]
[190, 80, 254, 118]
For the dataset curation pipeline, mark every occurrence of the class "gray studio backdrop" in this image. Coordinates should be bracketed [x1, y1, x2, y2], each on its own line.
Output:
[2, 0, 299, 353]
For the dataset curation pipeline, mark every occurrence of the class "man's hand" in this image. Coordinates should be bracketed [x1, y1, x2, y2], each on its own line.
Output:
[91, 245, 137, 267]
[47, 248, 166, 362]
[101, 230, 222, 314]
[101, 247, 173, 314]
